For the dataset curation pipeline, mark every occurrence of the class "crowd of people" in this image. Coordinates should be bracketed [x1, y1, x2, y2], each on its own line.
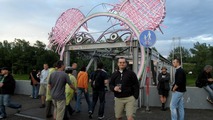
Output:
[26, 58, 140, 120]
[0, 58, 212, 120]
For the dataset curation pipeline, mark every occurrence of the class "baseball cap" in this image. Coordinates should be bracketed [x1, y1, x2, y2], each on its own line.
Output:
[1, 67, 10, 71]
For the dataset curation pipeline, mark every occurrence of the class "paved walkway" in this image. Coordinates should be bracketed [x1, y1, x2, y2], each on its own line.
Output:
[4, 92, 213, 120]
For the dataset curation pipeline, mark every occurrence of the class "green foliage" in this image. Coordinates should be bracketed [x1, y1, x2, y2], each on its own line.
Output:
[166, 42, 213, 86]
[183, 63, 196, 75]
[167, 42, 213, 81]
[167, 46, 191, 62]
[0, 39, 59, 74]
[189, 42, 213, 75]
[13, 74, 29, 80]
[186, 74, 196, 86]
[69, 51, 113, 75]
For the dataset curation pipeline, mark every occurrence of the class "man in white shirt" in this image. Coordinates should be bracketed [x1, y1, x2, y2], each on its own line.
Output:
[39, 64, 49, 108]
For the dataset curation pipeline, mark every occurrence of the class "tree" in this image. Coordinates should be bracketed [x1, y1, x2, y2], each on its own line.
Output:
[189, 42, 213, 75]
[0, 39, 59, 74]
[167, 46, 191, 63]
[34, 40, 46, 49]
[11, 39, 34, 74]
[0, 40, 13, 68]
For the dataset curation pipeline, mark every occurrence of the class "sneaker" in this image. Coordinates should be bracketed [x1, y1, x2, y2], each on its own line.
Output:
[0, 116, 7, 119]
[17, 105, 22, 113]
[46, 114, 53, 118]
[98, 115, 105, 120]
[206, 97, 213, 104]
[161, 107, 167, 111]
[17, 108, 21, 113]
[88, 111, 92, 119]
[69, 110, 75, 115]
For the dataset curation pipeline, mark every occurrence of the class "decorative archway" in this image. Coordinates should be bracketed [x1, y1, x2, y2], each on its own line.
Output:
[48, 0, 166, 78]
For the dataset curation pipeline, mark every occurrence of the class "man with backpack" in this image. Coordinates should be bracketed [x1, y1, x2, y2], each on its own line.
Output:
[89, 62, 108, 120]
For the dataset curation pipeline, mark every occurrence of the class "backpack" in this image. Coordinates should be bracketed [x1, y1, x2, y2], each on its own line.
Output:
[91, 70, 102, 89]
[195, 78, 205, 88]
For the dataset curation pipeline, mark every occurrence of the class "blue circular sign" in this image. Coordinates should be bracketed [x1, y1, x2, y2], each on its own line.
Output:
[139, 30, 156, 47]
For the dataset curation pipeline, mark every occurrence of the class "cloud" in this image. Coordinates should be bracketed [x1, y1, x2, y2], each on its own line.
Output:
[185, 34, 213, 43]
[0, 0, 212, 58]
[160, 0, 213, 40]
[155, 34, 213, 57]
[0, 0, 117, 44]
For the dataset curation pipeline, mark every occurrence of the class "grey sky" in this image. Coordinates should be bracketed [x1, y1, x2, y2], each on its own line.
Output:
[0, 0, 212, 57]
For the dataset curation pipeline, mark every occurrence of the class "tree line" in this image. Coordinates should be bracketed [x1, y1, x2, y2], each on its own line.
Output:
[167, 42, 213, 76]
[0, 39, 59, 74]
[0, 39, 212, 77]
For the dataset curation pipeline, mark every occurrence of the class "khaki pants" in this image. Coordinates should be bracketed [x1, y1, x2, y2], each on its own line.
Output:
[52, 99, 66, 120]
[114, 96, 136, 118]
[39, 84, 47, 96]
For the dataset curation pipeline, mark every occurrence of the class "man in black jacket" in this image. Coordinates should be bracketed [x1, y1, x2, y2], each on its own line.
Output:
[109, 57, 139, 120]
[0, 67, 22, 119]
[198, 65, 213, 104]
[170, 58, 186, 120]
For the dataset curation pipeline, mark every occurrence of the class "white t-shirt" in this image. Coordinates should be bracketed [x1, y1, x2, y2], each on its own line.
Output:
[40, 69, 49, 84]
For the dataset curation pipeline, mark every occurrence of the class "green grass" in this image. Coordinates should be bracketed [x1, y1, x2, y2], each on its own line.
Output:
[12, 74, 197, 87]
[13, 74, 29, 80]
[186, 74, 196, 86]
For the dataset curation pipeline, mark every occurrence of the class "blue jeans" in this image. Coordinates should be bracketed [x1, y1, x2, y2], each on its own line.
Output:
[75, 88, 91, 112]
[0, 94, 22, 117]
[203, 84, 213, 100]
[91, 90, 105, 117]
[170, 91, 185, 120]
[32, 84, 39, 98]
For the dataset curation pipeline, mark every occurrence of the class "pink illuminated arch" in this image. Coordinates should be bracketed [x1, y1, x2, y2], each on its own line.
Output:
[48, 0, 166, 78]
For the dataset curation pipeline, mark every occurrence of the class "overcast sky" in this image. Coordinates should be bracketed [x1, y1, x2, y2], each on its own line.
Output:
[0, 0, 212, 57]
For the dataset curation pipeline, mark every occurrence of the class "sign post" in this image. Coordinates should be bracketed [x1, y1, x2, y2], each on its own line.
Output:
[139, 30, 156, 112]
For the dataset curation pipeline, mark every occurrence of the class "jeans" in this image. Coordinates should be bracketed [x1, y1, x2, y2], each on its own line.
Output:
[0, 94, 22, 117]
[75, 88, 91, 112]
[32, 84, 39, 98]
[203, 84, 213, 100]
[170, 91, 185, 120]
[91, 90, 105, 117]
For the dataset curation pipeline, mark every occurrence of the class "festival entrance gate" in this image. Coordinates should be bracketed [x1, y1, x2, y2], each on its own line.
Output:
[48, 0, 166, 108]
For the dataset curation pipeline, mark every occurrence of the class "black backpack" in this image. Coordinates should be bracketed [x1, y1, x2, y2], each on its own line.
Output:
[91, 70, 102, 89]
[195, 78, 205, 88]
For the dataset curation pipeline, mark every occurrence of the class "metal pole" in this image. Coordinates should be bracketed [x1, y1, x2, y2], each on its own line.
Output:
[112, 59, 115, 73]
[86, 58, 94, 71]
[64, 49, 70, 67]
[172, 37, 175, 60]
[133, 40, 139, 73]
[94, 57, 97, 71]
[179, 37, 183, 68]
[145, 48, 150, 112]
